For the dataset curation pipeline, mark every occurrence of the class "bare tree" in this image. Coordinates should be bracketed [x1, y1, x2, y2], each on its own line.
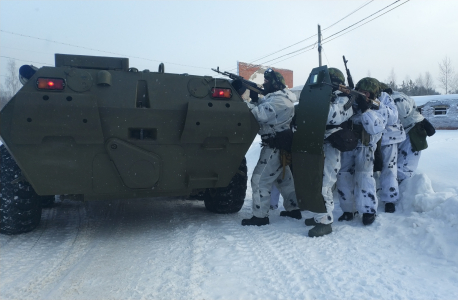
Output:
[424, 71, 435, 91]
[367, 70, 371, 77]
[438, 56, 455, 94]
[4, 59, 21, 100]
[415, 74, 424, 88]
[386, 68, 397, 89]
[0, 82, 9, 109]
[450, 74, 458, 94]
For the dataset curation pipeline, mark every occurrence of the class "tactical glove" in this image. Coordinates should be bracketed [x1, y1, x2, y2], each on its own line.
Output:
[356, 94, 370, 113]
[250, 90, 259, 102]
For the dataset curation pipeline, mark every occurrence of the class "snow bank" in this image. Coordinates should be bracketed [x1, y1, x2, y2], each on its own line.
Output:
[399, 173, 458, 224]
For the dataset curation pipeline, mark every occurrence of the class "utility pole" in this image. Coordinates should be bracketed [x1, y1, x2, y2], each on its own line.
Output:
[318, 24, 322, 67]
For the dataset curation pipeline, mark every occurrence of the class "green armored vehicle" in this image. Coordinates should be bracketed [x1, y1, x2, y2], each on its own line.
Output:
[0, 54, 259, 235]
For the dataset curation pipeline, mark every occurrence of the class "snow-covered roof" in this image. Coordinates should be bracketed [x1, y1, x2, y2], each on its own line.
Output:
[411, 94, 458, 106]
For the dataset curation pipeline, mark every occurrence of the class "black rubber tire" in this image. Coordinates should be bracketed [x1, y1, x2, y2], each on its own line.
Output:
[204, 158, 247, 214]
[1, 145, 42, 235]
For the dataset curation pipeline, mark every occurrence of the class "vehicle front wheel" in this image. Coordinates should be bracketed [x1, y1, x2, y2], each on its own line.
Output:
[203, 158, 247, 214]
[0, 145, 42, 235]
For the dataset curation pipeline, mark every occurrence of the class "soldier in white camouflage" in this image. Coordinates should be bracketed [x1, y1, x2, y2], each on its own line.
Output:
[242, 69, 301, 226]
[377, 83, 406, 213]
[336, 77, 386, 226]
[391, 91, 428, 184]
[304, 68, 354, 237]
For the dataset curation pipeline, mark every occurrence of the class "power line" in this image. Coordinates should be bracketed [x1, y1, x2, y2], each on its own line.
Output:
[322, 0, 403, 41]
[322, 0, 374, 31]
[322, 0, 410, 44]
[244, 35, 317, 66]
[268, 47, 316, 68]
[240, 0, 410, 69]
[1, 0, 410, 77]
[0, 29, 210, 70]
[0, 55, 52, 66]
[322, 48, 330, 66]
[231, 0, 375, 70]
[1, 46, 51, 55]
[257, 43, 317, 66]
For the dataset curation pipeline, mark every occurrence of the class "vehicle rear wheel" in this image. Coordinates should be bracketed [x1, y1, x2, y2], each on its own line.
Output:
[0, 145, 42, 235]
[204, 158, 247, 214]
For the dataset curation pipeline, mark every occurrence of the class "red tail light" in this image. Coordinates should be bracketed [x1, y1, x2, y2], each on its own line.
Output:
[211, 88, 232, 99]
[37, 78, 65, 90]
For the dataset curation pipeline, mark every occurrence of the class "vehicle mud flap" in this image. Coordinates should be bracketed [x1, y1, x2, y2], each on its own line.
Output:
[291, 66, 332, 213]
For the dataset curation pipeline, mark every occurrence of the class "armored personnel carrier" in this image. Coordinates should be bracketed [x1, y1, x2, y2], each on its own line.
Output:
[0, 54, 259, 234]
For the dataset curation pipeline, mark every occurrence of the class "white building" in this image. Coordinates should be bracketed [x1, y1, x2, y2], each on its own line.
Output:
[412, 94, 458, 130]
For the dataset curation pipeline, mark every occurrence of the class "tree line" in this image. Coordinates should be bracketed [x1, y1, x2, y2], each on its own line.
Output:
[385, 56, 458, 96]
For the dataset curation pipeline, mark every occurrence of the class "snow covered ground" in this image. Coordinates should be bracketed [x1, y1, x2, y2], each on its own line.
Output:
[1, 131, 457, 300]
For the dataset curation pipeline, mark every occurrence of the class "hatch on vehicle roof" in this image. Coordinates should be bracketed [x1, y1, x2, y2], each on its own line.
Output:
[55, 54, 129, 71]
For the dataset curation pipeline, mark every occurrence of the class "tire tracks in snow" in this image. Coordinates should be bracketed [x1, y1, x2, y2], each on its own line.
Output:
[0, 203, 56, 275]
[130, 199, 206, 300]
[1, 199, 123, 300]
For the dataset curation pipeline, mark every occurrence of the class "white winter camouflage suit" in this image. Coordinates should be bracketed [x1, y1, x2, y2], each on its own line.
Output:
[391, 91, 424, 182]
[312, 91, 354, 224]
[336, 100, 386, 214]
[246, 89, 299, 218]
[378, 92, 406, 204]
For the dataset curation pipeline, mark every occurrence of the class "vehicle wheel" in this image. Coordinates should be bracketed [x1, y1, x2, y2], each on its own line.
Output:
[204, 158, 247, 214]
[39, 195, 55, 208]
[0, 145, 42, 235]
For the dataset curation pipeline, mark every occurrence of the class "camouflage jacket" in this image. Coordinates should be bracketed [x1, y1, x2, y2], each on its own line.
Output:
[391, 91, 424, 133]
[324, 91, 354, 139]
[379, 92, 406, 146]
[246, 89, 296, 137]
[349, 100, 386, 148]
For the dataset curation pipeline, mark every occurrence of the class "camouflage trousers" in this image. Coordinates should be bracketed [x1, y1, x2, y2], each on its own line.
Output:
[379, 144, 400, 203]
[270, 185, 281, 209]
[251, 146, 298, 218]
[312, 142, 340, 225]
[397, 137, 421, 183]
[337, 145, 378, 214]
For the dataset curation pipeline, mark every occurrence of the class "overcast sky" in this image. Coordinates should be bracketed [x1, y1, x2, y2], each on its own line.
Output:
[1, 0, 457, 93]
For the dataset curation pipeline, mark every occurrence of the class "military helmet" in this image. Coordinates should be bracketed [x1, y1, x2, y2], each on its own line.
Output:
[328, 68, 345, 85]
[264, 68, 286, 90]
[379, 82, 389, 90]
[379, 82, 393, 95]
[356, 77, 381, 98]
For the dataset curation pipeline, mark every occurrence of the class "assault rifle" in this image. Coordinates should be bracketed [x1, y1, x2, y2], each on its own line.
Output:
[322, 82, 380, 110]
[212, 67, 267, 96]
[342, 55, 354, 89]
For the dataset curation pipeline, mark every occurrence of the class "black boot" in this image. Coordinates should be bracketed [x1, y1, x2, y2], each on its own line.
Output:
[385, 202, 395, 213]
[362, 213, 376, 225]
[304, 218, 318, 226]
[241, 216, 269, 226]
[280, 209, 302, 220]
[308, 224, 332, 237]
[338, 212, 354, 222]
